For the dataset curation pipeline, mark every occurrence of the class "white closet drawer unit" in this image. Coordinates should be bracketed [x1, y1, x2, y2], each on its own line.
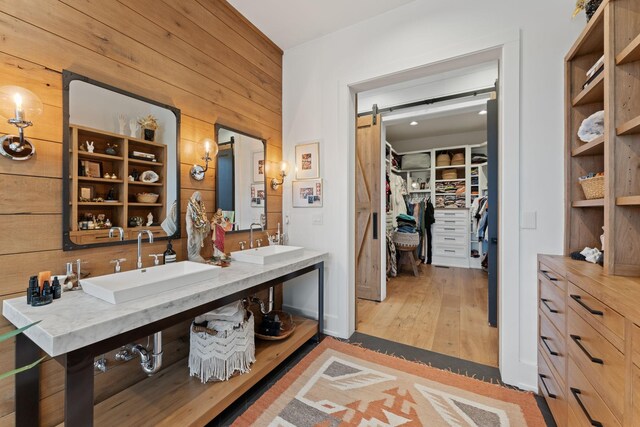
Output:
[434, 210, 467, 219]
[432, 208, 470, 268]
[434, 224, 466, 235]
[434, 246, 467, 259]
[434, 234, 467, 246]
[435, 218, 467, 227]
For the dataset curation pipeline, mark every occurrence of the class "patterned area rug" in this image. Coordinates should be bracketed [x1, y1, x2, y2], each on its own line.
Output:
[233, 338, 545, 426]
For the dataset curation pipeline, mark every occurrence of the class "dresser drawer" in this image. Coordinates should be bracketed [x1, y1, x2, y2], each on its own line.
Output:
[539, 272, 566, 337]
[539, 311, 566, 384]
[538, 260, 567, 292]
[433, 224, 466, 235]
[433, 234, 466, 247]
[435, 218, 466, 227]
[567, 358, 620, 427]
[567, 308, 624, 421]
[434, 209, 467, 219]
[568, 282, 625, 343]
[538, 350, 567, 426]
[433, 246, 467, 259]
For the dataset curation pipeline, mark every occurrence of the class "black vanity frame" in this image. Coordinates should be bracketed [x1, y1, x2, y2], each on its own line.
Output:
[61, 70, 182, 251]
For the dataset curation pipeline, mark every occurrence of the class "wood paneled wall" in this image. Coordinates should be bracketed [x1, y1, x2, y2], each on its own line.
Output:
[0, 1, 282, 425]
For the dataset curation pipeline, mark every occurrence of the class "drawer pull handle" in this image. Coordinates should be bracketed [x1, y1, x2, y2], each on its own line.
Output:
[541, 298, 558, 314]
[444, 250, 456, 253]
[444, 220, 456, 223]
[444, 238, 455, 241]
[570, 294, 604, 316]
[570, 335, 604, 364]
[540, 270, 557, 282]
[444, 228, 455, 231]
[540, 336, 559, 356]
[570, 388, 603, 427]
[538, 374, 556, 399]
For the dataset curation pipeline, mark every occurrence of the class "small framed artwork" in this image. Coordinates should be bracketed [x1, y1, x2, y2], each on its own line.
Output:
[251, 183, 265, 207]
[82, 160, 102, 178]
[295, 142, 319, 179]
[292, 179, 323, 208]
[252, 151, 265, 182]
[79, 185, 95, 202]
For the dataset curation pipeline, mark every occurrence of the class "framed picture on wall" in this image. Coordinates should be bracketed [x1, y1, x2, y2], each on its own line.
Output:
[251, 183, 265, 207]
[295, 142, 319, 179]
[253, 151, 265, 182]
[292, 179, 322, 208]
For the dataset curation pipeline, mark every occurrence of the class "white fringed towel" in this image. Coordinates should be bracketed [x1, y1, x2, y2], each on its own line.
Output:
[189, 311, 256, 383]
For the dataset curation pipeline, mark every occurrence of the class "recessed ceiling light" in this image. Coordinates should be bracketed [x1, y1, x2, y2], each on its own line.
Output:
[478, 110, 487, 115]
[409, 121, 418, 126]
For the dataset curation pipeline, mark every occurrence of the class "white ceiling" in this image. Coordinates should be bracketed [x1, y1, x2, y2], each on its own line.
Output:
[386, 109, 487, 142]
[227, 0, 416, 50]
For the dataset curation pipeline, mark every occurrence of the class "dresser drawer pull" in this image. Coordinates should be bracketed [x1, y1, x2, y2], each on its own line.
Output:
[443, 220, 456, 223]
[540, 270, 557, 281]
[570, 388, 603, 427]
[444, 250, 456, 253]
[444, 237, 455, 241]
[570, 294, 604, 316]
[540, 336, 559, 356]
[538, 374, 556, 399]
[541, 298, 558, 314]
[444, 228, 456, 231]
[570, 335, 604, 364]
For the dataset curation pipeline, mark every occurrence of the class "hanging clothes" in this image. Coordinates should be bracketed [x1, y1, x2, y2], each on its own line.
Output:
[425, 198, 435, 264]
[390, 173, 407, 227]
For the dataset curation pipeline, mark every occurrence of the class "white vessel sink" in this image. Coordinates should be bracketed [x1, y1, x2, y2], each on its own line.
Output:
[81, 261, 220, 304]
[231, 245, 304, 265]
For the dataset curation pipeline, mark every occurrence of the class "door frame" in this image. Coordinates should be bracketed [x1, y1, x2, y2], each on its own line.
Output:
[344, 31, 532, 389]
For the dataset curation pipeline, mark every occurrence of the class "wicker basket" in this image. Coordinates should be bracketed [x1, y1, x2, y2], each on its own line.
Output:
[451, 153, 465, 165]
[579, 176, 605, 200]
[392, 231, 420, 248]
[136, 193, 159, 203]
[436, 153, 451, 167]
[442, 169, 458, 180]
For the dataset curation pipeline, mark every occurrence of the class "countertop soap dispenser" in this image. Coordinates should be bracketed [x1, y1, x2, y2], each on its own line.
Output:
[163, 240, 176, 264]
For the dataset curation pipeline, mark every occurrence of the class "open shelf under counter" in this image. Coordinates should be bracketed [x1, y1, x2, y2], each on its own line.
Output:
[616, 196, 640, 206]
[616, 114, 640, 136]
[572, 135, 605, 157]
[571, 72, 604, 107]
[572, 199, 605, 208]
[78, 176, 124, 184]
[616, 32, 640, 65]
[84, 318, 318, 427]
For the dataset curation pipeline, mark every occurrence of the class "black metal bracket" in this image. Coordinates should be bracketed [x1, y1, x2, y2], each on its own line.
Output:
[372, 104, 378, 125]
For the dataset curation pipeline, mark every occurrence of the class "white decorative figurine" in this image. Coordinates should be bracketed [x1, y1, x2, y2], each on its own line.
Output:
[118, 114, 127, 135]
[129, 118, 138, 138]
[186, 191, 210, 263]
[147, 212, 153, 227]
[86, 141, 95, 153]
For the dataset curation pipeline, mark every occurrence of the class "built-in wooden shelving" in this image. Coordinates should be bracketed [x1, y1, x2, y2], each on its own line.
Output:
[572, 72, 604, 106]
[572, 199, 605, 208]
[82, 318, 318, 427]
[572, 135, 604, 157]
[616, 33, 640, 64]
[616, 115, 640, 136]
[616, 196, 640, 206]
[566, 0, 606, 60]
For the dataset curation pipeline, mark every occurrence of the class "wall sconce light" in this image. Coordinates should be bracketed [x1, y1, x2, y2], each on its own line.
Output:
[0, 86, 43, 161]
[270, 161, 289, 190]
[190, 137, 218, 181]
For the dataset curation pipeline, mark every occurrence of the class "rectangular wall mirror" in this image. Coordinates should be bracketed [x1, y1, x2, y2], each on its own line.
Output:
[215, 125, 267, 232]
[62, 71, 181, 250]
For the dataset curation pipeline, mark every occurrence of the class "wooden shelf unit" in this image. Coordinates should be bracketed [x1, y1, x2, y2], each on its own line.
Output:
[70, 124, 168, 242]
[85, 318, 317, 427]
[565, 0, 640, 276]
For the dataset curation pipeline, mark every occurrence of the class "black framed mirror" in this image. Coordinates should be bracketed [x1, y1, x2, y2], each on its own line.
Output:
[62, 71, 181, 250]
[215, 124, 267, 232]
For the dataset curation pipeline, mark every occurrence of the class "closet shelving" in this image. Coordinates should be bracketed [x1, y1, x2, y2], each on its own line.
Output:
[565, 0, 640, 275]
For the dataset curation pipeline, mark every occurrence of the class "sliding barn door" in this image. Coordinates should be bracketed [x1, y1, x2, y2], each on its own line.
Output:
[487, 97, 499, 327]
[355, 114, 382, 301]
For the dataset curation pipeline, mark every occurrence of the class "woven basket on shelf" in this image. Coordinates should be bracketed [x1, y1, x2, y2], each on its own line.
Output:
[436, 153, 451, 167]
[392, 231, 419, 248]
[442, 169, 458, 180]
[451, 153, 465, 165]
[579, 176, 604, 200]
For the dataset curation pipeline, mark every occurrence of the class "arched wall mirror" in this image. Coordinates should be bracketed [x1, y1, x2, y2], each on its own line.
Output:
[62, 71, 181, 250]
[215, 124, 267, 232]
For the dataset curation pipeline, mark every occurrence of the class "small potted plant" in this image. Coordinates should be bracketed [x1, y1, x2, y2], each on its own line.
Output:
[137, 114, 159, 141]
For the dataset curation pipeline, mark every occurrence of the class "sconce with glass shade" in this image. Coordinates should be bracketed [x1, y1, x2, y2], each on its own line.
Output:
[0, 86, 43, 161]
[270, 161, 289, 190]
[190, 137, 218, 181]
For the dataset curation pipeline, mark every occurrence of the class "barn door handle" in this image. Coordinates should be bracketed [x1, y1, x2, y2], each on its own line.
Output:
[372, 212, 378, 240]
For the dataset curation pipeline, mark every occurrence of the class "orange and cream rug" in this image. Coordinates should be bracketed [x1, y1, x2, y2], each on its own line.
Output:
[234, 338, 545, 426]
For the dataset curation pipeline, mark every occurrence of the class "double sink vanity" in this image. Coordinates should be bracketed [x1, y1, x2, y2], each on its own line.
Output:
[3, 246, 327, 426]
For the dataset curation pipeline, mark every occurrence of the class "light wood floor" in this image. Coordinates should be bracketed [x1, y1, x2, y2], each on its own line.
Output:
[357, 264, 498, 367]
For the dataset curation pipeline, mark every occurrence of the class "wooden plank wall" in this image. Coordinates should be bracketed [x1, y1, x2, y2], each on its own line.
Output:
[0, 1, 282, 425]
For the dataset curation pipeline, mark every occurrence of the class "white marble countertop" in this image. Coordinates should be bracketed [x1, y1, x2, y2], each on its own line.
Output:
[3, 250, 328, 357]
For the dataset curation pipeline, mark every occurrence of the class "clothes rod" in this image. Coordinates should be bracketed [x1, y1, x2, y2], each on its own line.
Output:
[358, 86, 495, 117]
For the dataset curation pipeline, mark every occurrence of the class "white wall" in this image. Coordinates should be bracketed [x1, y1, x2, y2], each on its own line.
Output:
[281, 0, 583, 389]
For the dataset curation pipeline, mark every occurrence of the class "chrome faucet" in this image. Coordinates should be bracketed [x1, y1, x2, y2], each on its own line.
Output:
[249, 222, 263, 249]
[137, 230, 154, 269]
[108, 226, 125, 241]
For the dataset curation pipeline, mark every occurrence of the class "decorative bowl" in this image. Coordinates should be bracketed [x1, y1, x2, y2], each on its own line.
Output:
[136, 193, 159, 203]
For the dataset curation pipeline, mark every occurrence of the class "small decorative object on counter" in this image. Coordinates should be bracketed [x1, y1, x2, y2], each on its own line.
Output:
[578, 172, 604, 200]
[163, 240, 177, 264]
[210, 208, 227, 261]
[578, 110, 604, 142]
[189, 301, 255, 383]
[138, 114, 158, 141]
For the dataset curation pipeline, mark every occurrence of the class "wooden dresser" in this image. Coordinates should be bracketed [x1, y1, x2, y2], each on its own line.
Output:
[538, 254, 640, 426]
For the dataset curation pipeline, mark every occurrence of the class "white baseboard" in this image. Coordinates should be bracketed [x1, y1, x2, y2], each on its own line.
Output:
[282, 304, 345, 338]
[503, 360, 538, 392]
